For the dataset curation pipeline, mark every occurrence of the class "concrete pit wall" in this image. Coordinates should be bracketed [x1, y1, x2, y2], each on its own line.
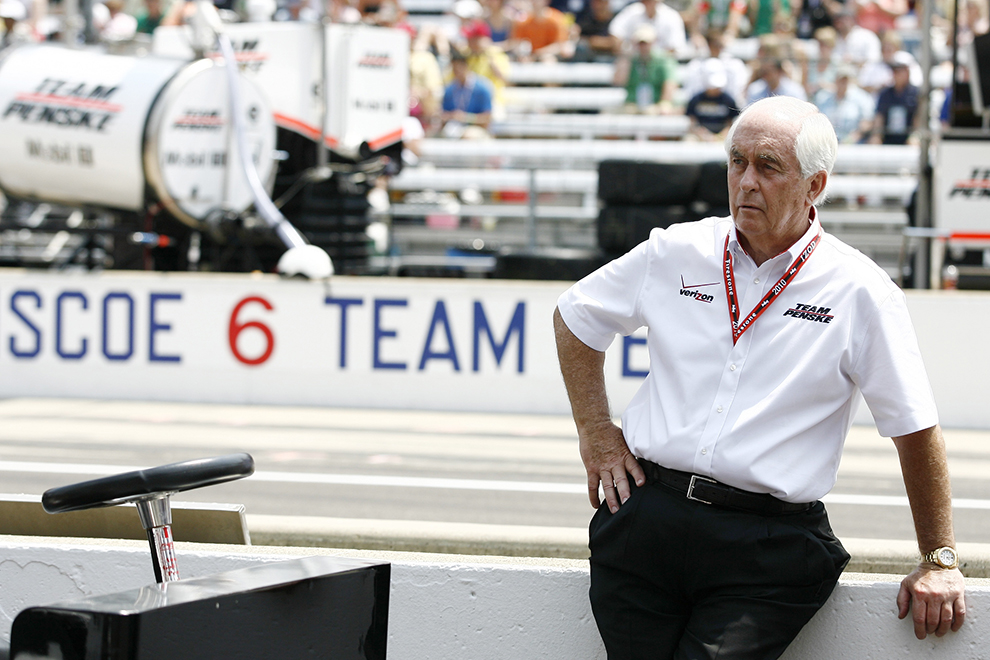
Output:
[0, 536, 986, 659]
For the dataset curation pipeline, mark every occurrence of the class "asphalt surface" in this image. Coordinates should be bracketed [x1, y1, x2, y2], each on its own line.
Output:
[1, 397, 989, 544]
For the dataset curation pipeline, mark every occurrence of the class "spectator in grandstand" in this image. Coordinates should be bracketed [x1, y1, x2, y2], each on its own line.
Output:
[507, 0, 576, 61]
[832, 7, 881, 65]
[358, 0, 404, 22]
[441, 49, 495, 138]
[858, 30, 922, 95]
[136, 0, 164, 33]
[613, 24, 679, 113]
[748, 32, 796, 78]
[95, 0, 137, 42]
[366, 0, 415, 29]
[482, 0, 516, 44]
[870, 51, 919, 144]
[794, 0, 837, 39]
[682, 28, 749, 105]
[0, 0, 30, 49]
[746, 57, 807, 103]
[551, 0, 587, 16]
[464, 19, 510, 116]
[409, 26, 446, 134]
[854, 0, 907, 37]
[685, 58, 741, 140]
[608, 0, 687, 58]
[450, 0, 485, 45]
[747, 0, 792, 36]
[684, 0, 746, 45]
[572, 0, 619, 60]
[814, 64, 875, 142]
[801, 26, 839, 98]
[328, 0, 362, 22]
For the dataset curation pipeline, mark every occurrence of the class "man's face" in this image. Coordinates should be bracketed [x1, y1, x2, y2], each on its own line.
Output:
[834, 15, 852, 36]
[892, 65, 910, 89]
[727, 110, 818, 247]
[835, 75, 849, 97]
[762, 64, 781, 88]
[452, 60, 469, 83]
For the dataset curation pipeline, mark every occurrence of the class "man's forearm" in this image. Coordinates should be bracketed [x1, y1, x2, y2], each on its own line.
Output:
[893, 425, 955, 555]
[553, 307, 611, 433]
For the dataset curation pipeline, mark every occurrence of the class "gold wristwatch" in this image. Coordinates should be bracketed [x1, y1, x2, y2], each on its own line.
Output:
[923, 546, 959, 569]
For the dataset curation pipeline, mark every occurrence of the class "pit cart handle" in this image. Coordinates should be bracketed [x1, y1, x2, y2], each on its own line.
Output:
[42, 454, 255, 583]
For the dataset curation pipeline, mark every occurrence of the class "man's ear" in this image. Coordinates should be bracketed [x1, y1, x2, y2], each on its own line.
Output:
[807, 171, 827, 204]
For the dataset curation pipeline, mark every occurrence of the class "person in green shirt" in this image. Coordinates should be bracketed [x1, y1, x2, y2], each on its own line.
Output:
[136, 0, 164, 33]
[613, 24, 678, 114]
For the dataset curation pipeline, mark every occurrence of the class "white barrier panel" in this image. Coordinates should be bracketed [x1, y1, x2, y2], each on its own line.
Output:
[0, 538, 987, 658]
[0, 270, 988, 428]
[0, 270, 646, 414]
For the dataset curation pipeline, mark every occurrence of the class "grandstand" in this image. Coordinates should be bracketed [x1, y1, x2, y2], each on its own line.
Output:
[369, 0, 975, 280]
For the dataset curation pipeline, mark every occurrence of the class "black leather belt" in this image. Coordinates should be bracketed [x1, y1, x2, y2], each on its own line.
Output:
[638, 459, 813, 516]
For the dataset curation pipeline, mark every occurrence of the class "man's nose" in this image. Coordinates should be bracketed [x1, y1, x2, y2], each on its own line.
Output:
[738, 165, 759, 192]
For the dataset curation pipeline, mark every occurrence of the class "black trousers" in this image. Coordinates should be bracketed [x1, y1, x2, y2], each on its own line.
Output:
[589, 478, 849, 660]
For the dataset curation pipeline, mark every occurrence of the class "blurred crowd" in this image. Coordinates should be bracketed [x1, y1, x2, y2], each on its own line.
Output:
[1, 0, 988, 145]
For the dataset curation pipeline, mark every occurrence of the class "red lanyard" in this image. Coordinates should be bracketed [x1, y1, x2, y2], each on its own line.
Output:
[723, 229, 821, 345]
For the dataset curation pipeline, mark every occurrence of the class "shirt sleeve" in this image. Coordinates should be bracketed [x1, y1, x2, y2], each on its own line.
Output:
[852, 288, 939, 438]
[607, 6, 631, 38]
[556, 239, 651, 352]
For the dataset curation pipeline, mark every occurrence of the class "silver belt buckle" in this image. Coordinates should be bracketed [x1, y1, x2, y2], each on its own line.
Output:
[686, 475, 717, 504]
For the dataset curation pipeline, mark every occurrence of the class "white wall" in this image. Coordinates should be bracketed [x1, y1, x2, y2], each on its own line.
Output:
[0, 537, 986, 659]
[0, 270, 988, 427]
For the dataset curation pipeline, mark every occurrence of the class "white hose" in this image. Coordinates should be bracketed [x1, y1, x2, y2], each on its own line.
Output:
[216, 31, 308, 250]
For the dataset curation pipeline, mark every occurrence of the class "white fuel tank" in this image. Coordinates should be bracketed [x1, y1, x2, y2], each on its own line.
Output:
[0, 45, 276, 227]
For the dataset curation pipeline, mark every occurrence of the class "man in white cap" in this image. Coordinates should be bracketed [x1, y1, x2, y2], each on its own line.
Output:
[871, 51, 919, 145]
[814, 63, 875, 143]
[685, 57, 740, 140]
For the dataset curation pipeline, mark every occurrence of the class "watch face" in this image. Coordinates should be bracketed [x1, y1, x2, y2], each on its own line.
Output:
[938, 548, 957, 567]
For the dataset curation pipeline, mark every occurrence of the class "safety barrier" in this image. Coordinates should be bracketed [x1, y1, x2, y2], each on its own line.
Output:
[0, 536, 986, 659]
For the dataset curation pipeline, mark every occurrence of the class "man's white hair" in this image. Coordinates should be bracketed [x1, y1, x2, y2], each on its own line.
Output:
[724, 96, 837, 205]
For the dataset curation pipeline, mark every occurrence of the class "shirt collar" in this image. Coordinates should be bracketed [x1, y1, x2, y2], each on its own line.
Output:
[727, 207, 821, 265]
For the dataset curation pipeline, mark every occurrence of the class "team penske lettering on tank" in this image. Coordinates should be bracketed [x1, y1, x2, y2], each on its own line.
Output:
[2, 78, 121, 132]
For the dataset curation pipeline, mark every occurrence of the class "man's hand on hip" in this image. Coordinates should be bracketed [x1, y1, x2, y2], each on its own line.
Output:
[579, 421, 645, 513]
[897, 564, 966, 639]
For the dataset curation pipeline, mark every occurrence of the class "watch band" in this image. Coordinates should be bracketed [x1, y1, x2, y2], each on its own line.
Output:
[923, 546, 959, 569]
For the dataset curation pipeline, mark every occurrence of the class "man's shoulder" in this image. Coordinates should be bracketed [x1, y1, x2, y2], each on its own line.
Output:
[651, 216, 728, 247]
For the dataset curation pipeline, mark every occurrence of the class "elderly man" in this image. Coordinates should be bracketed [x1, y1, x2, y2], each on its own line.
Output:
[554, 96, 965, 660]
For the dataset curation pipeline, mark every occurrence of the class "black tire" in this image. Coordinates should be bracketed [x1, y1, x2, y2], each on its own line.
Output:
[493, 248, 608, 281]
[597, 205, 692, 255]
[598, 161, 702, 205]
[695, 161, 731, 208]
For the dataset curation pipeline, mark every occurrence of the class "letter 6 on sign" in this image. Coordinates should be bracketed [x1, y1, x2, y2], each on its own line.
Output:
[228, 296, 275, 366]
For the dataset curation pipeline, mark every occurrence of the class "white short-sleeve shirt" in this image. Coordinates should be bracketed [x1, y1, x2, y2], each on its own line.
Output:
[608, 2, 688, 57]
[557, 213, 938, 503]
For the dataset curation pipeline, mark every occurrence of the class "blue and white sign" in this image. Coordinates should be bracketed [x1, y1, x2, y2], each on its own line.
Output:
[0, 270, 648, 414]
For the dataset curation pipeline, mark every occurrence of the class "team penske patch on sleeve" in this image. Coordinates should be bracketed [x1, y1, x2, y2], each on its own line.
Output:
[783, 303, 834, 323]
